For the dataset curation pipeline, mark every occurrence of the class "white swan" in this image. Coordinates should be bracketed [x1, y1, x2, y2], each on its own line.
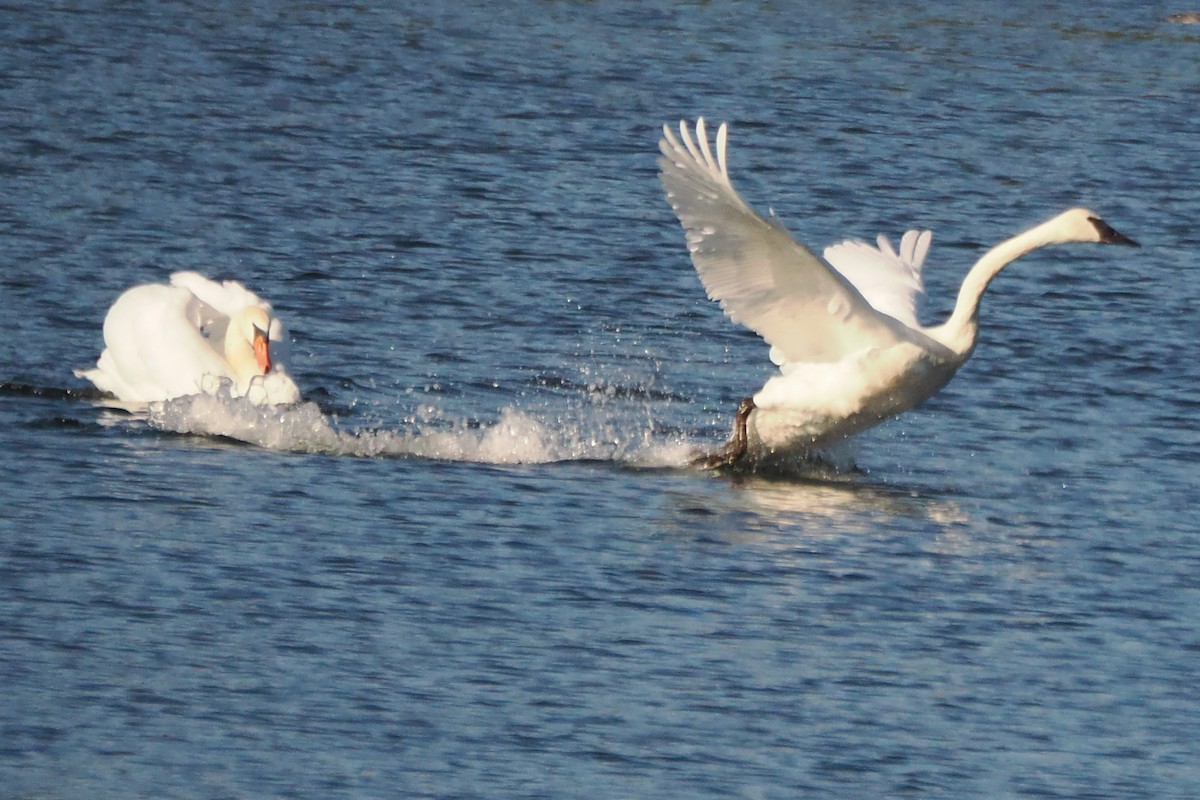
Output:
[658, 118, 1139, 468]
[75, 271, 301, 406]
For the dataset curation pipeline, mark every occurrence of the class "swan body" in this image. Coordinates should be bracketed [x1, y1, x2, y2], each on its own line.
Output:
[658, 118, 1138, 465]
[76, 271, 301, 406]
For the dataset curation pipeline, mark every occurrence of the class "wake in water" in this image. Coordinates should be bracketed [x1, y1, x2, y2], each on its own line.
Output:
[145, 387, 699, 468]
[2, 380, 852, 475]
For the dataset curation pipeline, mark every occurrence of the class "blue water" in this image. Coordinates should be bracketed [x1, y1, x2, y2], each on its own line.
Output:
[3, 2, 1200, 797]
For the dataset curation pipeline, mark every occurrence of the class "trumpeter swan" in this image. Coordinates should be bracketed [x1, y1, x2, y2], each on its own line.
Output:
[658, 118, 1138, 468]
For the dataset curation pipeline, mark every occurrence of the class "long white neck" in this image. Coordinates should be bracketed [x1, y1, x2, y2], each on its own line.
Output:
[928, 216, 1071, 357]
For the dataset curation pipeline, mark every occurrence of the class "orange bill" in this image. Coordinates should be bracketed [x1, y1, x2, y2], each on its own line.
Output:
[253, 328, 272, 373]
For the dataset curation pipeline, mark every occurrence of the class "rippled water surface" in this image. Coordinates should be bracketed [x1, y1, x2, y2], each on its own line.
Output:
[3, 2, 1200, 798]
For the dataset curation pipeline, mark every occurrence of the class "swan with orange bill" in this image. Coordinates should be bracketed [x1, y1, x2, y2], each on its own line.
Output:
[76, 271, 301, 407]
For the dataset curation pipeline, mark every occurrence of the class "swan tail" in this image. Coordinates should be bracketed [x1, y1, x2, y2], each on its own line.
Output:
[74, 351, 134, 400]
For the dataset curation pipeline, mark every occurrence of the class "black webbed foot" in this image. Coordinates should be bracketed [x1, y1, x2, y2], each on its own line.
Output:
[690, 397, 756, 470]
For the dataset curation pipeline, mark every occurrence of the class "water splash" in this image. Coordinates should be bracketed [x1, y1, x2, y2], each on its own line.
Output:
[145, 389, 697, 468]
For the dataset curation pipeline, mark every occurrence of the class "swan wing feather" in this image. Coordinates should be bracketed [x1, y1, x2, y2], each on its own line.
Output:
[82, 283, 230, 401]
[170, 271, 270, 316]
[823, 229, 932, 329]
[658, 119, 907, 364]
[171, 270, 291, 360]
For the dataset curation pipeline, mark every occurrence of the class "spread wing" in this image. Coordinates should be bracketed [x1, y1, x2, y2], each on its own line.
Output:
[658, 118, 909, 365]
[823, 229, 932, 330]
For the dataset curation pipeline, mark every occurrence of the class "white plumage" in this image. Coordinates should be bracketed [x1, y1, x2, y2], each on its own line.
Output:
[76, 272, 301, 407]
[658, 118, 1138, 467]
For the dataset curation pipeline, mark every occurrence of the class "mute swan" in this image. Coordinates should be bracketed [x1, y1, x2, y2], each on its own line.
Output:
[75, 271, 301, 406]
[658, 118, 1138, 468]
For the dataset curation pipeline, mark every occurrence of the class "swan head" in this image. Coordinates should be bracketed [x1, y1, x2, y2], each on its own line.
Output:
[223, 305, 302, 405]
[1054, 208, 1139, 247]
[228, 306, 275, 376]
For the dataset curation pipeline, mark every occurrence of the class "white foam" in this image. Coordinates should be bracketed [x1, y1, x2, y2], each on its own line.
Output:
[146, 389, 697, 468]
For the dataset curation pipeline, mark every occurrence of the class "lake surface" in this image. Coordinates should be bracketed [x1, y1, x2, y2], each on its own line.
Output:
[3, 2, 1200, 797]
